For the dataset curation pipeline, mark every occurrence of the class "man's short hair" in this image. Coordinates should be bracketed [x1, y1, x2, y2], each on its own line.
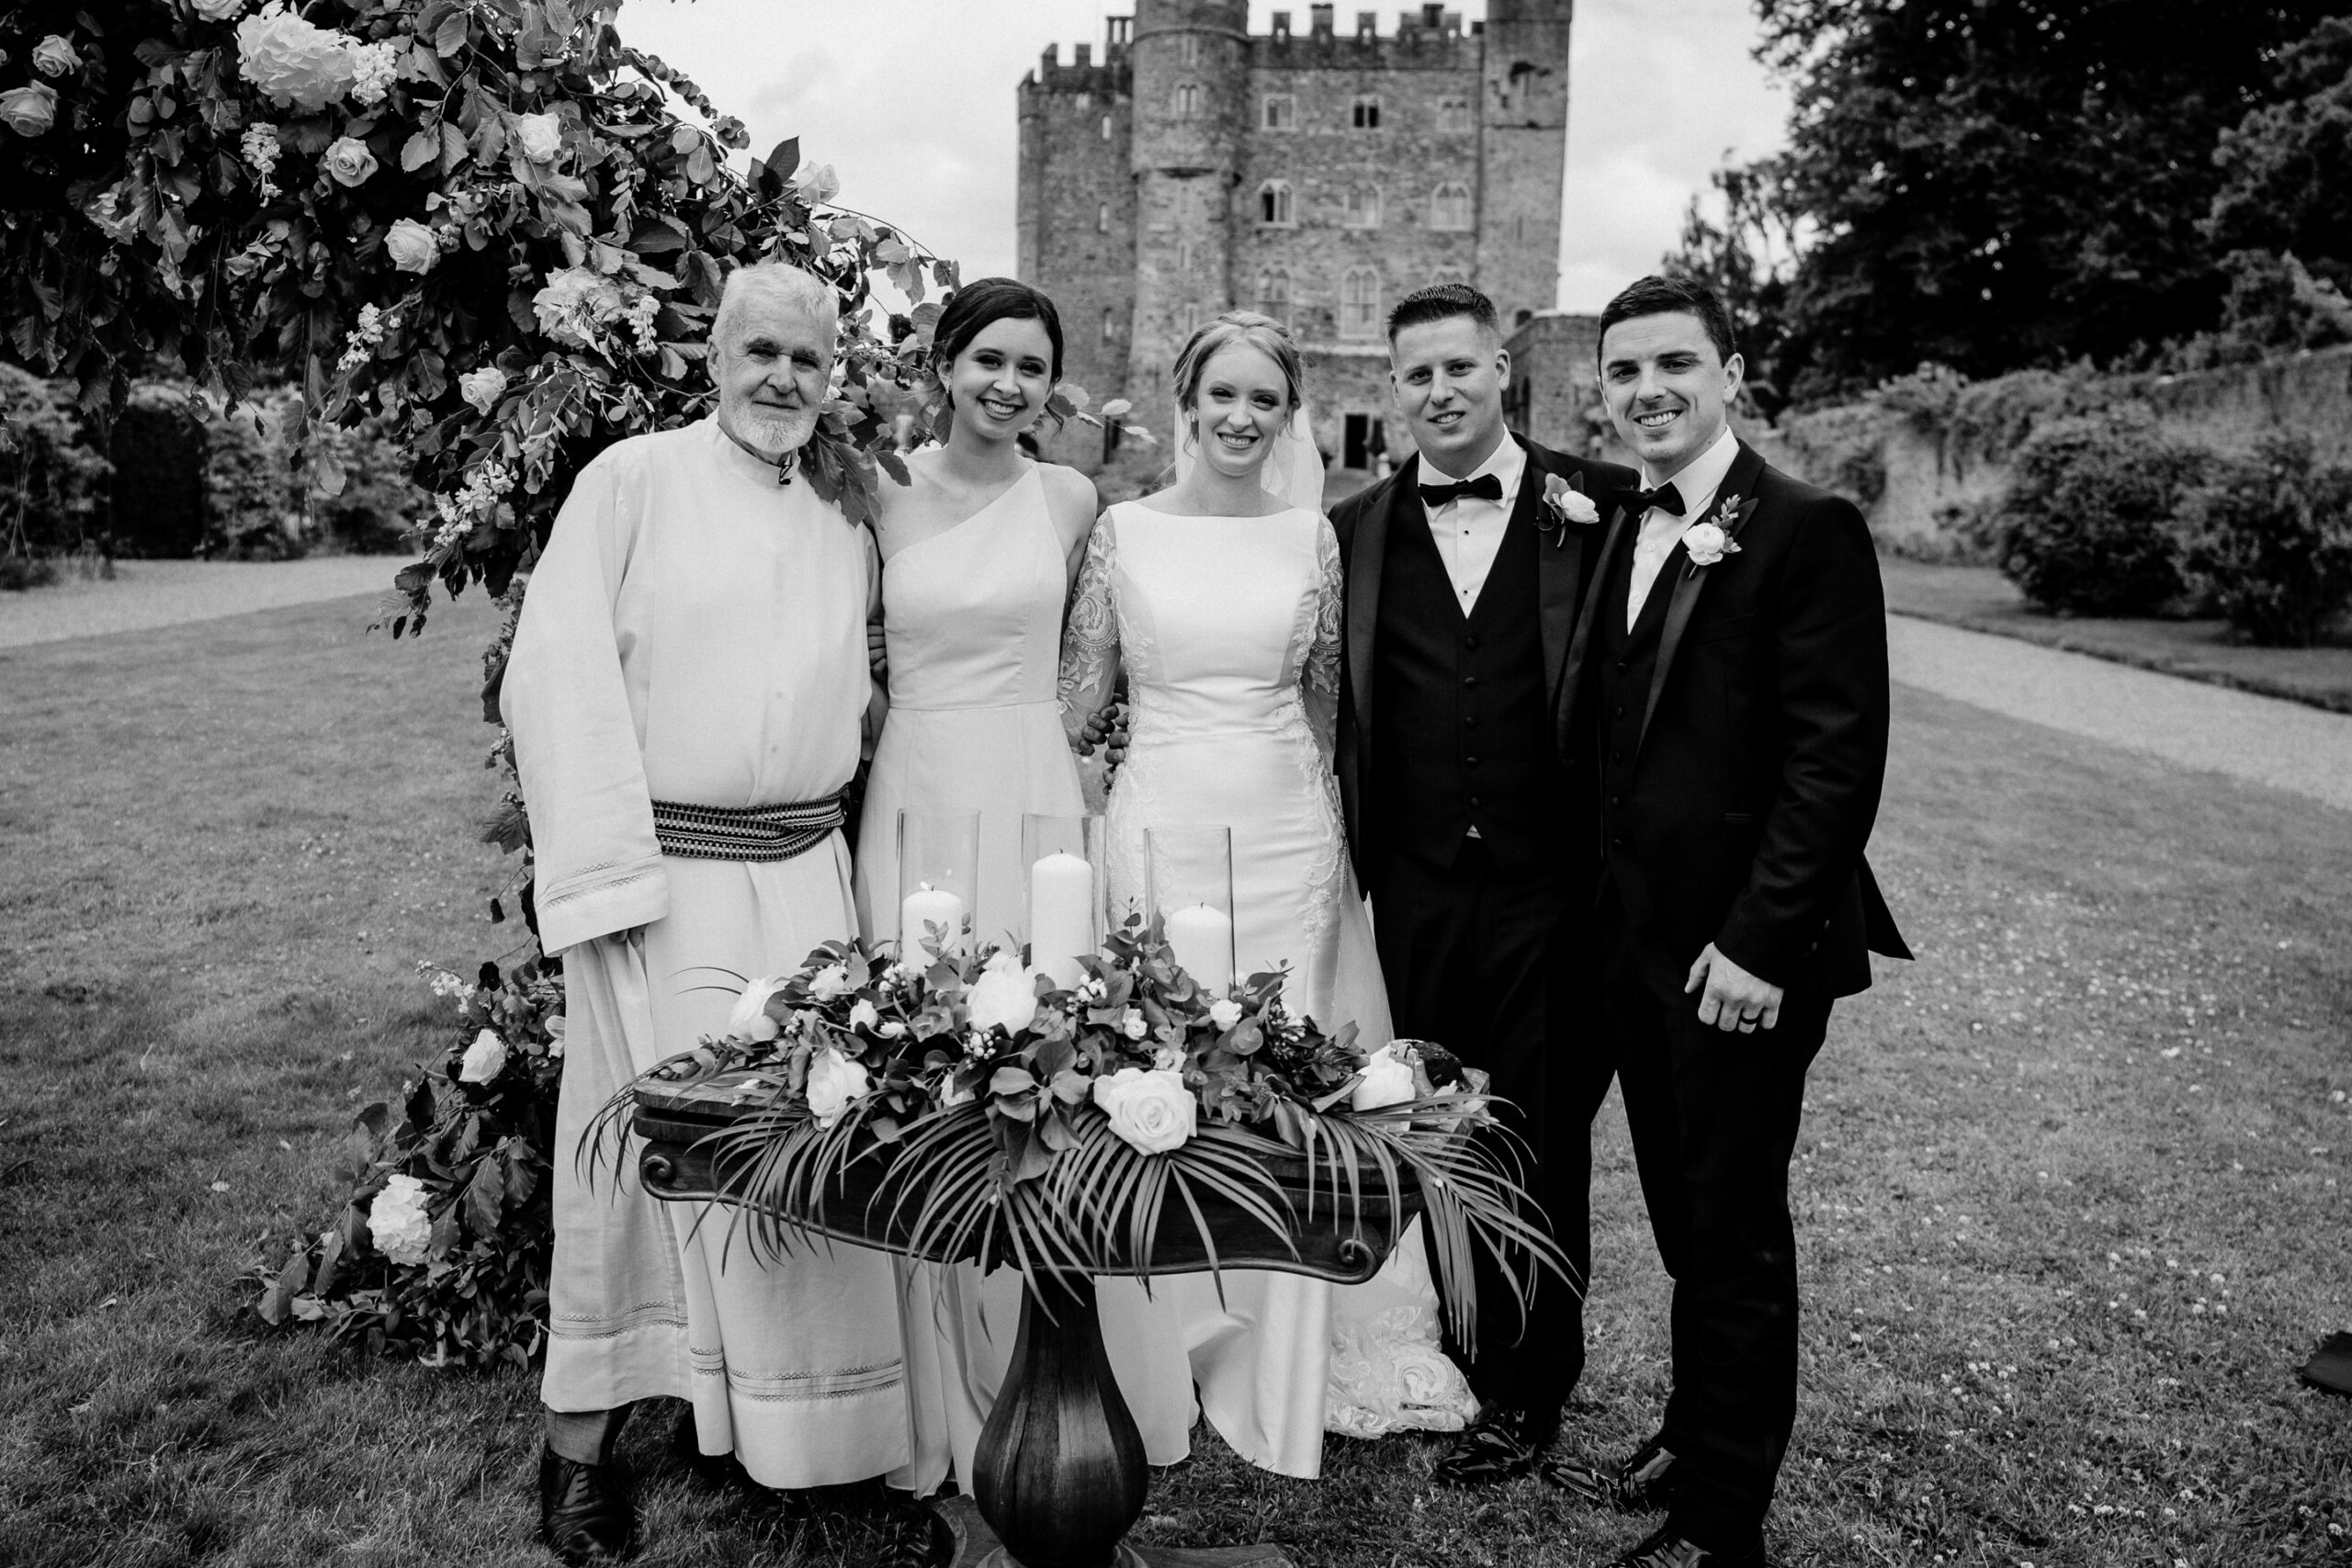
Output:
[713, 260, 838, 347]
[1597, 276, 1737, 366]
[1385, 282, 1500, 344]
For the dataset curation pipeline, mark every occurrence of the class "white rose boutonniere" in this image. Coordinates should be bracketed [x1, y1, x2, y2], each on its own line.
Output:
[1536, 473, 1601, 549]
[1091, 1066, 1197, 1155]
[1681, 494, 1747, 572]
[965, 950, 1046, 1037]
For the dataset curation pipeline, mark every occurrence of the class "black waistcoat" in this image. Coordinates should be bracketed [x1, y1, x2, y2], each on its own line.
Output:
[1590, 528, 1673, 924]
[1369, 497, 1558, 869]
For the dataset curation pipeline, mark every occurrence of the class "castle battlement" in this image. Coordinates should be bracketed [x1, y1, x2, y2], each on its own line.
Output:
[1016, 0, 1574, 483]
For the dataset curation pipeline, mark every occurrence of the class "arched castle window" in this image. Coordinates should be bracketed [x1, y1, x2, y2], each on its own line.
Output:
[1437, 98, 1472, 134]
[1340, 267, 1381, 339]
[1174, 82, 1201, 118]
[1097, 202, 1110, 234]
[1101, 113, 1114, 141]
[1180, 33, 1201, 66]
[1262, 95, 1295, 130]
[1430, 182, 1473, 232]
[1177, 241, 1194, 275]
[1351, 95, 1382, 130]
[1256, 268, 1293, 325]
[1258, 181, 1295, 227]
[1102, 308, 1115, 342]
[1344, 184, 1382, 230]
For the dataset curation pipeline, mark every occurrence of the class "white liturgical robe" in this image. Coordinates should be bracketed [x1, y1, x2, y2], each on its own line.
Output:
[503, 416, 910, 1488]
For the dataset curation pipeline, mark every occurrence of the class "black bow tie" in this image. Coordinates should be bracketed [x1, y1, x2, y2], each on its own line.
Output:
[1419, 473, 1504, 510]
[1613, 482, 1687, 518]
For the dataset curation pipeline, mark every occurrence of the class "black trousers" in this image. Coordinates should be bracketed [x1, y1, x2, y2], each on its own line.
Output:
[1370, 837, 1612, 1420]
[1599, 900, 1832, 1555]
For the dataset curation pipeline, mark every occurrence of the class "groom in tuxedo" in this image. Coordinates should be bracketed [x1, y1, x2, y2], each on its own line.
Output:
[1544, 276, 1908, 1568]
[1329, 284, 1637, 1484]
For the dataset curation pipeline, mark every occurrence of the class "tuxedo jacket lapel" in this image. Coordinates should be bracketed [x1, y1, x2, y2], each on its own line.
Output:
[1524, 441, 1587, 710]
[1556, 498, 1638, 746]
[1637, 440, 1770, 755]
[1346, 455, 1411, 739]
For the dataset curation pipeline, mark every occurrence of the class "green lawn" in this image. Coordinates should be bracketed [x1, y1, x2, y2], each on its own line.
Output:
[2, 593, 2347, 1567]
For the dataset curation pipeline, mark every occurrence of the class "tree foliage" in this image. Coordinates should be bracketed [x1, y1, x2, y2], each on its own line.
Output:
[2206, 17, 2352, 297]
[1662, 159, 1800, 417]
[0, 0, 956, 637]
[1744, 0, 2343, 401]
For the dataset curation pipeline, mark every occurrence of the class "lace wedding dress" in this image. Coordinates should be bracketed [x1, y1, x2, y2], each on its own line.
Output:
[1058, 501, 1479, 1472]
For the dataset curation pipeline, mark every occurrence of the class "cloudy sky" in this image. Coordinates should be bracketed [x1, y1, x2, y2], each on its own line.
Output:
[616, 0, 1790, 311]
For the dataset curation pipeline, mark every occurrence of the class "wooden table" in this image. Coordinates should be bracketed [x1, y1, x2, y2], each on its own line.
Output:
[634, 1072, 1428, 1568]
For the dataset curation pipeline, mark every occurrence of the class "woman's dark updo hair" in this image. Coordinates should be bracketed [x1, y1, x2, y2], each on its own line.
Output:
[931, 277, 1066, 406]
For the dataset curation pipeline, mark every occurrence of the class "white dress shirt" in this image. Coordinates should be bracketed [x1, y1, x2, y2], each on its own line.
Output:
[1420, 436, 1527, 615]
[1626, 423, 1740, 632]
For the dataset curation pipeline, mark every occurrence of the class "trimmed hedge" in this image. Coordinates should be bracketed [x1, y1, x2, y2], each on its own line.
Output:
[1995, 415, 2210, 615]
[2179, 434, 2352, 646]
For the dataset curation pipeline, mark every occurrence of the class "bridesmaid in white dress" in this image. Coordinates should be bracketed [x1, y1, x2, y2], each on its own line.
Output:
[856, 280, 1200, 1497]
[1057, 313, 1479, 1477]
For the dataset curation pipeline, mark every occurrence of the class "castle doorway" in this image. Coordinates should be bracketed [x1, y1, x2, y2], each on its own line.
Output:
[1342, 413, 1386, 470]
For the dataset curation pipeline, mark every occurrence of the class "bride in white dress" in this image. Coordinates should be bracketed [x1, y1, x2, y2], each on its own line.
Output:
[1057, 311, 1478, 1472]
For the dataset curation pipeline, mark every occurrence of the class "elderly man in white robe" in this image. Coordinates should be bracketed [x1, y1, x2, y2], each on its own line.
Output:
[503, 261, 912, 1562]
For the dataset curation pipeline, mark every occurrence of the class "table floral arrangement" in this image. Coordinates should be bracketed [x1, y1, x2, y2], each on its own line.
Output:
[595, 919, 1566, 1331]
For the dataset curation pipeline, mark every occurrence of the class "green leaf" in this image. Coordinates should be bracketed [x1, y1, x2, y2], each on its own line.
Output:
[401, 128, 440, 173]
[434, 8, 470, 56]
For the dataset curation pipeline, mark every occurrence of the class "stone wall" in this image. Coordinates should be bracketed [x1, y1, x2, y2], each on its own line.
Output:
[1770, 345, 2352, 555]
[1017, 49, 1137, 412]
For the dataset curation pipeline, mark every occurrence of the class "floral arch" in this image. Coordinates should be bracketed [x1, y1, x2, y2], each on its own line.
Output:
[1, 0, 975, 1360]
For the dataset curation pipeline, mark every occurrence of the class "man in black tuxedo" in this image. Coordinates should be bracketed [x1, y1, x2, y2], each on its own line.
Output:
[1328, 284, 1637, 1484]
[1544, 276, 1908, 1568]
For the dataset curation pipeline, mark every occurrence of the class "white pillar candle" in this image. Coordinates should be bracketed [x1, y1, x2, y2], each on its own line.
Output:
[1028, 852, 1096, 988]
[1164, 902, 1235, 995]
[901, 882, 967, 956]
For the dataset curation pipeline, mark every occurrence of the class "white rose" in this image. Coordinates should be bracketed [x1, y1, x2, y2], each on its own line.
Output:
[235, 5, 359, 111]
[0, 84, 58, 138]
[1091, 1066, 1196, 1156]
[544, 1012, 567, 1060]
[367, 1172, 433, 1266]
[384, 217, 437, 274]
[513, 111, 563, 164]
[1681, 521, 1737, 567]
[790, 162, 840, 205]
[806, 964, 852, 1002]
[322, 134, 378, 187]
[848, 998, 880, 1033]
[458, 1028, 508, 1084]
[966, 949, 1046, 1036]
[1350, 1043, 1418, 1113]
[458, 367, 507, 413]
[1151, 1044, 1186, 1072]
[1120, 1008, 1149, 1042]
[805, 1048, 871, 1130]
[878, 1020, 907, 1039]
[193, 0, 250, 19]
[1208, 998, 1243, 1031]
[31, 35, 80, 77]
[724, 976, 788, 1042]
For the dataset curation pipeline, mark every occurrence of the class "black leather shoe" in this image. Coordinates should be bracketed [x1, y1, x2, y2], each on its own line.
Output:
[1544, 1431, 1679, 1512]
[1610, 1524, 1765, 1568]
[1433, 1404, 1559, 1486]
[537, 1445, 635, 1563]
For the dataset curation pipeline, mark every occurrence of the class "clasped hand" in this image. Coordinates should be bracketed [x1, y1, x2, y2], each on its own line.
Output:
[1684, 942, 1783, 1034]
[1076, 699, 1130, 771]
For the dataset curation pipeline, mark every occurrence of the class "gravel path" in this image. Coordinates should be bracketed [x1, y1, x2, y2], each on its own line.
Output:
[0, 557, 403, 649]
[1891, 613, 2352, 813]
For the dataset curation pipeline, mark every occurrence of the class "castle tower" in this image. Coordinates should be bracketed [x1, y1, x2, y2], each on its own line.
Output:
[1126, 0, 1250, 414]
[1477, 0, 1574, 329]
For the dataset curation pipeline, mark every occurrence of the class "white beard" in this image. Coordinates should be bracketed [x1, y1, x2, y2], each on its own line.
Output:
[722, 402, 820, 463]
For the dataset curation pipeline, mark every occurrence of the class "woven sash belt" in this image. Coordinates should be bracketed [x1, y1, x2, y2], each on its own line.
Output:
[650, 794, 846, 863]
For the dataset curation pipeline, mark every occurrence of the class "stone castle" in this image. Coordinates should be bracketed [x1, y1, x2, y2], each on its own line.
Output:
[1015, 1, 1577, 479]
